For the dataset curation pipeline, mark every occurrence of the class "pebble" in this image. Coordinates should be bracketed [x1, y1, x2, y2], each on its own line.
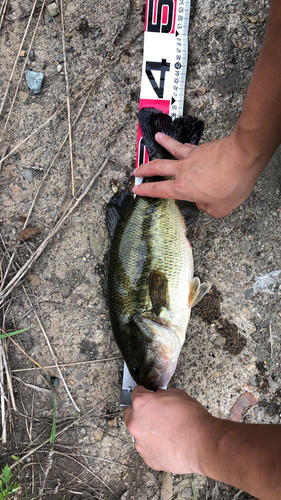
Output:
[244, 288, 254, 300]
[181, 487, 193, 499]
[47, 2, 59, 17]
[56, 54, 64, 63]
[22, 168, 34, 183]
[29, 50, 35, 61]
[24, 69, 44, 94]
[18, 91, 29, 103]
[85, 270, 97, 287]
[160, 472, 173, 500]
[89, 230, 104, 257]
[94, 429, 103, 441]
[27, 273, 41, 287]
[57, 64, 62, 73]
[240, 240, 252, 254]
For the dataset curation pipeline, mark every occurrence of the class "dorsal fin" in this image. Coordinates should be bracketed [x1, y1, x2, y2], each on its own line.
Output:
[105, 190, 132, 241]
[138, 107, 204, 160]
[176, 200, 199, 231]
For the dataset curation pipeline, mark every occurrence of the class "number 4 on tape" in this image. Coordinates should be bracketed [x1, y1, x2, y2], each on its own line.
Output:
[135, 0, 191, 175]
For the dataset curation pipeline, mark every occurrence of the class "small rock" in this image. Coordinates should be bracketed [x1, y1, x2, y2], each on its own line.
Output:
[160, 472, 173, 500]
[65, 2, 77, 15]
[18, 91, 29, 103]
[107, 417, 118, 427]
[86, 270, 97, 287]
[75, 370, 84, 382]
[56, 54, 64, 63]
[57, 286, 70, 297]
[94, 430, 103, 441]
[20, 227, 40, 240]
[244, 288, 254, 300]
[47, 2, 59, 17]
[50, 376, 60, 387]
[240, 240, 251, 254]
[22, 168, 34, 183]
[254, 407, 265, 422]
[181, 487, 193, 499]
[27, 273, 41, 287]
[69, 293, 79, 303]
[25, 69, 44, 94]
[89, 231, 104, 257]
[214, 335, 224, 346]
[247, 375, 257, 387]
[19, 50, 26, 57]
[29, 50, 35, 61]
[57, 64, 62, 73]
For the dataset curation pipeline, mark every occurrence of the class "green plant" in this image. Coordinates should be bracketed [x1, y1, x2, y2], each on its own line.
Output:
[0, 464, 20, 499]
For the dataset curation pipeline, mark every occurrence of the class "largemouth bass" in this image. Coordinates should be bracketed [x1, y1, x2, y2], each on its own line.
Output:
[106, 108, 210, 391]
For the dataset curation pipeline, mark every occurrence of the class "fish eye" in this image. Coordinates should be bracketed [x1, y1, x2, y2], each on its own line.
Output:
[130, 365, 139, 376]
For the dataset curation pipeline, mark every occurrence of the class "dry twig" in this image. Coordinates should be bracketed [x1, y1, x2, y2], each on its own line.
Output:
[0, 157, 109, 306]
[60, 0, 75, 196]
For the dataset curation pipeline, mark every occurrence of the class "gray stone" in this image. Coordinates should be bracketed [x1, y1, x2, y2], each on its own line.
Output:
[244, 288, 254, 300]
[247, 375, 257, 387]
[254, 407, 265, 422]
[24, 69, 44, 94]
[22, 168, 34, 183]
[89, 231, 104, 257]
[181, 487, 193, 499]
[85, 270, 97, 287]
[214, 335, 224, 346]
[47, 2, 59, 16]
[240, 240, 252, 253]
[56, 54, 64, 63]
[75, 370, 84, 382]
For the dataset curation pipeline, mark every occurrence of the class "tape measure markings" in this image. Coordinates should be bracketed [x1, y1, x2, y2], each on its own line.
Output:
[135, 0, 191, 173]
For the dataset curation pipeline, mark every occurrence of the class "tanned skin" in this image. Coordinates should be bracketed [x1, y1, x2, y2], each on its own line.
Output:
[132, 0, 281, 218]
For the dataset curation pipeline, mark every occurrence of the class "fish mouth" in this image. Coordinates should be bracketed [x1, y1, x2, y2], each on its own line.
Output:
[142, 358, 178, 391]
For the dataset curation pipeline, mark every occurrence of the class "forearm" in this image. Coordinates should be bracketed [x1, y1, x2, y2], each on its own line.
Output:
[233, 0, 281, 170]
[198, 418, 281, 500]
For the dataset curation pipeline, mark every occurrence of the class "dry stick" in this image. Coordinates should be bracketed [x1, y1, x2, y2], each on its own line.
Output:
[0, 0, 38, 118]
[60, 0, 75, 196]
[22, 285, 80, 413]
[0, 157, 109, 306]
[54, 466, 103, 498]
[0, 341, 6, 443]
[53, 450, 114, 494]
[0, 0, 8, 29]
[10, 396, 112, 468]
[0, 0, 46, 143]
[10, 356, 122, 372]
[0, 28, 142, 167]
[1, 339, 17, 411]
[38, 449, 54, 500]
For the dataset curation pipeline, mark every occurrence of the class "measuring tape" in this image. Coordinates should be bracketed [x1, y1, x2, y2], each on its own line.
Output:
[135, 0, 191, 172]
[120, 0, 191, 407]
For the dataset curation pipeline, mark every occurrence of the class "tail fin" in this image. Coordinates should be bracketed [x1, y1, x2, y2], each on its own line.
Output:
[138, 107, 204, 160]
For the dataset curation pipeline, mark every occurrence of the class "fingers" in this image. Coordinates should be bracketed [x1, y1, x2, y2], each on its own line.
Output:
[134, 158, 178, 178]
[155, 132, 197, 159]
[132, 179, 179, 199]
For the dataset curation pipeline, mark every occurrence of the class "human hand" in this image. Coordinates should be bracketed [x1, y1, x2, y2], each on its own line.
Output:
[123, 386, 213, 474]
[132, 130, 265, 218]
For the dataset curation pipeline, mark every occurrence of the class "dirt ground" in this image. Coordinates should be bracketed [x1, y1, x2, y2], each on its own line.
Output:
[0, 0, 280, 499]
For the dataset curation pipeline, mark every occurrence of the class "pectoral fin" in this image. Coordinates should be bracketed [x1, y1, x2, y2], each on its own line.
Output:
[188, 277, 211, 308]
[148, 270, 169, 316]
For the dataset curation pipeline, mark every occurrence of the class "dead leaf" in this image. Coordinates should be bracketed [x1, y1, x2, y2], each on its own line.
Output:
[189, 87, 207, 98]
[19, 227, 40, 241]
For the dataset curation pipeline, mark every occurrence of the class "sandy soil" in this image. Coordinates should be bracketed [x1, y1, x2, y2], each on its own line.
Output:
[0, 0, 280, 499]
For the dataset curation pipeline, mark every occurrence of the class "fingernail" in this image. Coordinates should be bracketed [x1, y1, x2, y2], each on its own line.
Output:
[132, 186, 137, 193]
[133, 168, 137, 175]
[184, 143, 192, 146]
[155, 132, 164, 140]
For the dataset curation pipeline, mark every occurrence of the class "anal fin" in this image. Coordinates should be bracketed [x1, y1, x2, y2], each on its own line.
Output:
[188, 277, 211, 308]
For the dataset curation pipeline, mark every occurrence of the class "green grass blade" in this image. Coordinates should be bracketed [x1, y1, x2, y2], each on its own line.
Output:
[0, 326, 33, 339]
